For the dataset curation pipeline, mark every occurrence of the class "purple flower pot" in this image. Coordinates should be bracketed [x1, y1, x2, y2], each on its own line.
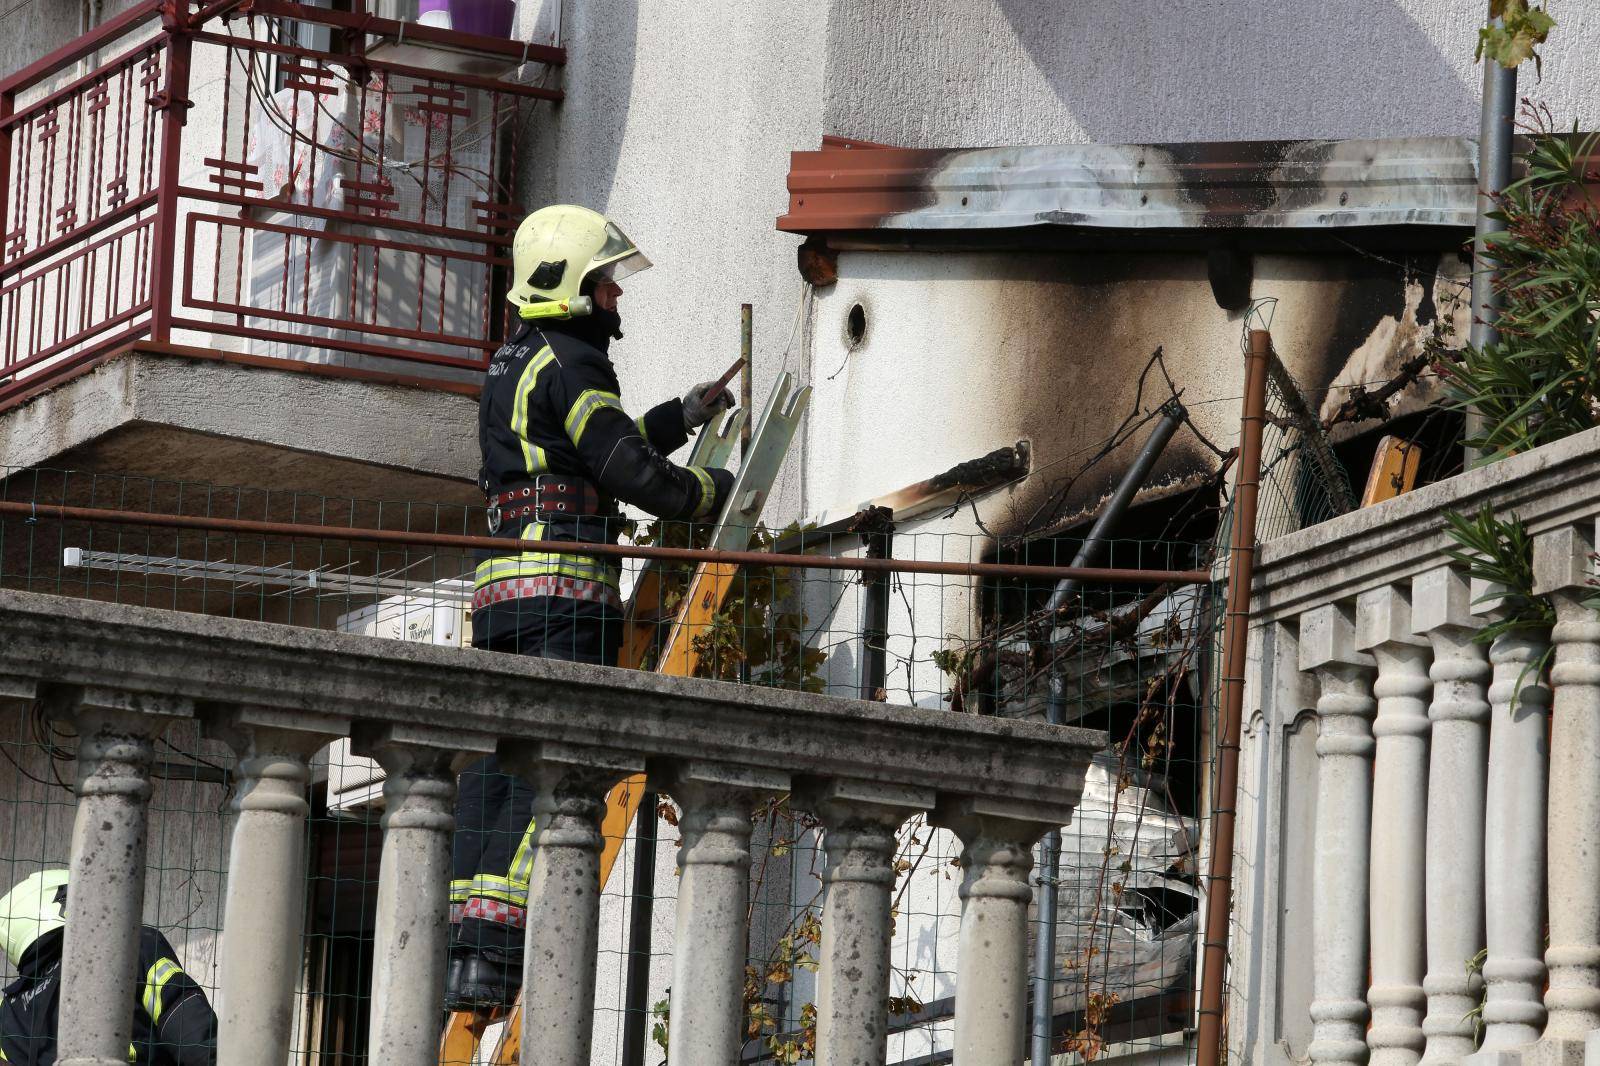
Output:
[416, 0, 516, 38]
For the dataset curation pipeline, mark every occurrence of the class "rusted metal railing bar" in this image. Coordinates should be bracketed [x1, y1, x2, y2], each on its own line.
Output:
[1195, 329, 1271, 1066]
[0, 500, 1213, 586]
[0, 0, 163, 96]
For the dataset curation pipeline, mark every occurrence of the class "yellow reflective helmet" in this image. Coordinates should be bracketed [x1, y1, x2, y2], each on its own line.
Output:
[507, 205, 651, 321]
[0, 868, 69, 966]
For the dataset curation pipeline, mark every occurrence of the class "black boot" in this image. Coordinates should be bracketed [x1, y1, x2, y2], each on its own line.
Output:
[447, 951, 522, 1011]
[443, 947, 467, 1010]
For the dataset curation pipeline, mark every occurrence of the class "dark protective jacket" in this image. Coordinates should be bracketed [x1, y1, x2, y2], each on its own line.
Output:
[0, 927, 217, 1065]
[474, 318, 734, 612]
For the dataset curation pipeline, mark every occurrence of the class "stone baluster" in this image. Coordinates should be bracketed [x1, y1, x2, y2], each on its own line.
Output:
[802, 780, 934, 1066]
[1302, 603, 1379, 1066]
[357, 726, 470, 1066]
[208, 707, 347, 1066]
[933, 797, 1067, 1065]
[1357, 586, 1433, 1066]
[501, 742, 642, 1066]
[1529, 525, 1600, 1066]
[1471, 580, 1552, 1057]
[50, 688, 187, 1066]
[1412, 567, 1490, 1066]
[663, 762, 790, 1064]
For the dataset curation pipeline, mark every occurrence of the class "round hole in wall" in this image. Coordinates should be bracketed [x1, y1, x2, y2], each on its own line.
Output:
[960, 195, 969, 206]
[845, 303, 867, 349]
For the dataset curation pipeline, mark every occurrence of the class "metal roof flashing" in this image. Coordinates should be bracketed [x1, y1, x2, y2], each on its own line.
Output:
[779, 136, 1484, 237]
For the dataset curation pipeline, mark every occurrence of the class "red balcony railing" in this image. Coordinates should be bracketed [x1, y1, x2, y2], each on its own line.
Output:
[0, 0, 563, 409]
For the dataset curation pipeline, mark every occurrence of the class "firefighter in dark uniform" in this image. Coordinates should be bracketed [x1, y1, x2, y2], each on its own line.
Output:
[447, 205, 736, 1009]
[0, 869, 217, 1065]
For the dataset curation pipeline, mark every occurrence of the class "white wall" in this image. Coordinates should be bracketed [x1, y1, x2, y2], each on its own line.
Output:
[822, 0, 1600, 147]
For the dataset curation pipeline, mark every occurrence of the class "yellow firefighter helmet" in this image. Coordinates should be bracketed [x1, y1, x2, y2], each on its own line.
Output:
[507, 205, 651, 321]
[0, 868, 69, 967]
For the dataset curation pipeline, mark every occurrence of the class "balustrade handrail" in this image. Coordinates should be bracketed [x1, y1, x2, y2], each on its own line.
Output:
[1233, 423, 1600, 1066]
[0, 583, 1104, 1066]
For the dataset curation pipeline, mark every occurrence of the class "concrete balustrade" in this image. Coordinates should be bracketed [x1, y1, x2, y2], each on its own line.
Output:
[0, 588, 1102, 1066]
[50, 691, 186, 1066]
[209, 708, 348, 1066]
[1530, 525, 1600, 1066]
[805, 780, 935, 1066]
[1412, 567, 1489, 1066]
[1227, 427, 1600, 1066]
[1357, 586, 1432, 1066]
[358, 726, 473, 1066]
[1473, 581, 1553, 1057]
[665, 763, 789, 1063]
[1302, 603, 1378, 1066]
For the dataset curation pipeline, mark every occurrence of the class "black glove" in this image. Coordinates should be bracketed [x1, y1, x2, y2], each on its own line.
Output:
[682, 379, 736, 431]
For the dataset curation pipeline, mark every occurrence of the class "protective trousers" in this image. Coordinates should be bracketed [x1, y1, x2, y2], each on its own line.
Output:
[450, 595, 621, 977]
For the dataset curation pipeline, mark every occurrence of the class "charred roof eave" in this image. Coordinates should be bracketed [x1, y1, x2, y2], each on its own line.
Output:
[778, 136, 1491, 242]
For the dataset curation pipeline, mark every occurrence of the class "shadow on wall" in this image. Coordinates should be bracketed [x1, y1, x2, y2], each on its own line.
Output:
[996, 0, 1481, 141]
[827, 0, 1479, 145]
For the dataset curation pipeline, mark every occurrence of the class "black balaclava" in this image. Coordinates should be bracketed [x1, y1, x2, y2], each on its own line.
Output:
[522, 277, 622, 352]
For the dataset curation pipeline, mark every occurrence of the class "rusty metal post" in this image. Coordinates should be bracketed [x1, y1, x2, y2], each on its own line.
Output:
[740, 303, 753, 458]
[1195, 329, 1270, 1066]
[147, 10, 192, 342]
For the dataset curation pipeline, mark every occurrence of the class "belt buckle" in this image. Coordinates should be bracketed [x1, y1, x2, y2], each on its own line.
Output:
[486, 505, 502, 534]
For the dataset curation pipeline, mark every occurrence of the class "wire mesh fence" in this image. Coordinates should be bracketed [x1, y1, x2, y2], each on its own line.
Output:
[0, 465, 1224, 1066]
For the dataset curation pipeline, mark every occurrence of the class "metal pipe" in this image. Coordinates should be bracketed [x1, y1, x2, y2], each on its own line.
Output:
[1030, 398, 1186, 1065]
[620, 792, 660, 1066]
[1194, 329, 1271, 1066]
[740, 304, 754, 459]
[1466, 9, 1519, 463]
[0, 500, 1212, 586]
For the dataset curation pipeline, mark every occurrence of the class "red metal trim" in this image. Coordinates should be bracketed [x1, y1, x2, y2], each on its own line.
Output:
[178, 186, 515, 247]
[0, 214, 155, 297]
[186, 29, 562, 102]
[243, 0, 567, 66]
[0, 89, 13, 300]
[0, 0, 164, 96]
[0, 300, 153, 378]
[0, 38, 168, 132]
[0, 498, 1212, 586]
[147, 28, 188, 342]
[819, 135, 906, 150]
[777, 145, 952, 233]
[0, 321, 150, 403]
[0, 192, 159, 282]
[170, 316, 490, 370]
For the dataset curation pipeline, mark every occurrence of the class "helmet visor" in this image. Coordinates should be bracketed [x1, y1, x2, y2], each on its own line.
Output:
[587, 222, 652, 283]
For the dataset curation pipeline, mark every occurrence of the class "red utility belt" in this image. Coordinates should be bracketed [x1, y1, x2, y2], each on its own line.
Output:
[487, 477, 607, 532]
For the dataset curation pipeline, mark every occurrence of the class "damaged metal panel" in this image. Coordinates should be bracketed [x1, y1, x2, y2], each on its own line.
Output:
[1047, 754, 1198, 1015]
[780, 137, 1479, 234]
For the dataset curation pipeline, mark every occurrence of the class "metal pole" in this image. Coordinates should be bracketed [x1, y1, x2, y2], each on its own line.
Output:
[1466, 8, 1518, 463]
[0, 499, 1213, 585]
[1030, 398, 1186, 1065]
[1194, 329, 1271, 1066]
[740, 303, 754, 459]
[619, 791, 659, 1066]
